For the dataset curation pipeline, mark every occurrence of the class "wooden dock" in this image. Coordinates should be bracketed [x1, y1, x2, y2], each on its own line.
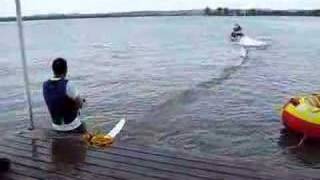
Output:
[0, 129, 317, 180]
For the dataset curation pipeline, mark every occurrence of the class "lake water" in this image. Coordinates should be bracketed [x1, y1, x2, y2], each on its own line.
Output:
[1, 16, 320, 171]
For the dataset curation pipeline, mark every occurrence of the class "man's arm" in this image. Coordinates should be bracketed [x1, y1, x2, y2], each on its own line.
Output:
[66, 81, 85, 109]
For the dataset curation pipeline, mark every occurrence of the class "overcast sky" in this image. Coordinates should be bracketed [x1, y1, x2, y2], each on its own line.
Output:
[1, 0, 319, 17]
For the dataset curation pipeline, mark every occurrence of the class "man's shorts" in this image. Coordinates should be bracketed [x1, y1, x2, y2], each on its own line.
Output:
[53, 122, 87, 134]
[70, 123, 87, 134]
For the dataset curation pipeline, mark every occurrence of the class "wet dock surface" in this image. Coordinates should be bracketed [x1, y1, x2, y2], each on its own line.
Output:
[0, 129, 318, 180]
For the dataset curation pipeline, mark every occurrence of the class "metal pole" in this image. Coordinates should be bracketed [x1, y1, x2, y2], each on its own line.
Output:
[15, 0, 34, 130]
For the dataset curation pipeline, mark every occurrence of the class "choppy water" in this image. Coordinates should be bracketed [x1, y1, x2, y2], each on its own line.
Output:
[1, 16, 320, 171]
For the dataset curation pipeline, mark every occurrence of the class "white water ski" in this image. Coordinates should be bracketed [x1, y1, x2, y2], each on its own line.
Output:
[238, 36, 268, 48]
[107, 118, 126, 138]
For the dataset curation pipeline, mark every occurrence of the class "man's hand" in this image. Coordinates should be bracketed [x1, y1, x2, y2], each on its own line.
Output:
[75, 97, 86, 109]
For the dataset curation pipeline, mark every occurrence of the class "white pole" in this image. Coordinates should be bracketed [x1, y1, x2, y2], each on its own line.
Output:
[15, 0, 34, 130]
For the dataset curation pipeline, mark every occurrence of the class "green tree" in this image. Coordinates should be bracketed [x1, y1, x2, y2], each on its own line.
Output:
[204, 7, 212, 15]
[312, 10, 320, 16]
[216, 7, 223, 15]
[248, 9, 257, 16]
[223, 8, 229, 16]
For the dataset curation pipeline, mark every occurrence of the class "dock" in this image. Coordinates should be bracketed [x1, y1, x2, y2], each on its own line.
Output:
[0, 129, 317, 180]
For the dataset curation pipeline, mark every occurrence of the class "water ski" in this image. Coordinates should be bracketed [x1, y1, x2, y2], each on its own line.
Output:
[238, 36, 268, 48]
[84, 118, 126, 147]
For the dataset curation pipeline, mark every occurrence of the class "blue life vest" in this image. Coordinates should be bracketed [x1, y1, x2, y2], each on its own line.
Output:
[43, 78, 79, 125]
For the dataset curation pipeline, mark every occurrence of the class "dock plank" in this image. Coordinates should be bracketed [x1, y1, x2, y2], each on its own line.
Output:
[11, 135, 307, 180]
[6, 136, 269, 180]
[0, 152, 76, 180]
[1, 139, 233, 180]
[0, 144, 121, 180]
[0, 131, 317, 180]
[1, 171, 40, 180]
[0, 141, 165, 180]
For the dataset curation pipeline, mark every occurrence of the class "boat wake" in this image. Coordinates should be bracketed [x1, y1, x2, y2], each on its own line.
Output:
[145, 56, 250, 120]
[90, 43, 112, 49]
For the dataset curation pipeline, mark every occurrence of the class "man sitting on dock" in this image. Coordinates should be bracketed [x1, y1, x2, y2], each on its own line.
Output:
[43, 58, 87, 133]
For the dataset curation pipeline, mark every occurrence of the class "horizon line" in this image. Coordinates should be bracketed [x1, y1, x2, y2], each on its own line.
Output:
[1, 7, 320, 18]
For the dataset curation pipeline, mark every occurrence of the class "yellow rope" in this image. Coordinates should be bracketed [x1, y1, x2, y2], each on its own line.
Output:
[312, 95, 320, 107]
[83, 133, 114, 148]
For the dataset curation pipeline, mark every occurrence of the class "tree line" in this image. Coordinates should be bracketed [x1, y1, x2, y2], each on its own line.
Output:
[204, 7, 320, 16]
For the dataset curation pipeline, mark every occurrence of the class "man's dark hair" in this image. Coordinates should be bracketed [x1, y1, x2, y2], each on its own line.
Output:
[52, 58, 67, 76]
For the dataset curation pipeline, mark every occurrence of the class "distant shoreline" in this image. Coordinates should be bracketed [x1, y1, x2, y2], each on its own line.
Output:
[0, 11, 200, 22]
[1, 8, 319, 22]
